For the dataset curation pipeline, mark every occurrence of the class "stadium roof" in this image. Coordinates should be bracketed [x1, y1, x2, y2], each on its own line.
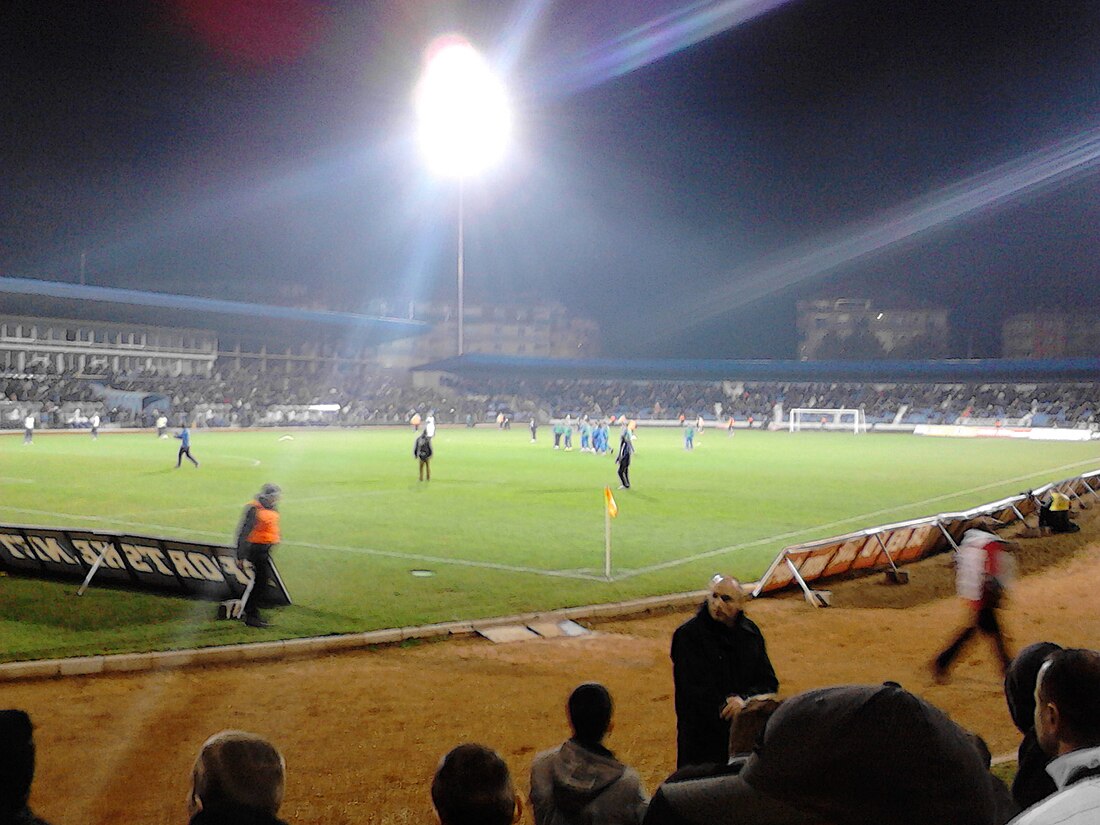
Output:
[0, 277, 426, 343]
[416, 354, 1100, 383]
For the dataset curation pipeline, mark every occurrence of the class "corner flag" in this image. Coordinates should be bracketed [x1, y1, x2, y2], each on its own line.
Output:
[604, 486, 618, 519]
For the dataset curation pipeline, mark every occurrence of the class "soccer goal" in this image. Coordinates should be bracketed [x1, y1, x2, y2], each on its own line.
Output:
[789, 407, 867, 433]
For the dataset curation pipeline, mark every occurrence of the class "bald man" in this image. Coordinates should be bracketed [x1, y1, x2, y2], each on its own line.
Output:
[671, 575, 779, 767]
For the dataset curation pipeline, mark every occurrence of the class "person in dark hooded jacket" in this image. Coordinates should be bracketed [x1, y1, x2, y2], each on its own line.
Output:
[1004, 641, 1062, 810]
[530, 683, 647, 825]
[0, 710, 52, 825]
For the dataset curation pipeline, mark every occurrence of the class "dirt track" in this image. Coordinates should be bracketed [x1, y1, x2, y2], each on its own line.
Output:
[9, 512, 1100, 824]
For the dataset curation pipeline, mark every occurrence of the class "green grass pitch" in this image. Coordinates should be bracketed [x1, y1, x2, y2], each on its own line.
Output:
[1, 426, 1097, 662]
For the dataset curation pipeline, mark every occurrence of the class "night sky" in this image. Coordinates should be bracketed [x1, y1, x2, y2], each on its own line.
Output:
[4, 1, 1100, 357]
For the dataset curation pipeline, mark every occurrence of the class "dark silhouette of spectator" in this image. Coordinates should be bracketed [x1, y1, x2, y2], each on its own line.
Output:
[661, 695, 784, 785]
[0, 710, 52, 825]
[432, 744, 521, 825]
[1012, 648, 1100, 824]
[1004, 642, 1062, 810]
[671, 575, 778, 767]
[644, 683, 1015, 825]
[530, 683, 648, 825]
[188, 730, 287, 825]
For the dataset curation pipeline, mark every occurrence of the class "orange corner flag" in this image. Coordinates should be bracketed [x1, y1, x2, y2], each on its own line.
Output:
[604, 486, 618, 519]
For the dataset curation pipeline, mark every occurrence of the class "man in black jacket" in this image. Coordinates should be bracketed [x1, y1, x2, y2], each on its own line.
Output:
[671, 575, 779, 768]
[414, 431, 433, 481]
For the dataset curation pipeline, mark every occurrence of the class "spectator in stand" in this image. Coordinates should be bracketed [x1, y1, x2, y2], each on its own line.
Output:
[933, 525, 1016, 682]
[0, 710, 52, 825]
[432, 743, 521, 825]
[671, 575, 778, 768]
[530, 683, 648, 825]
[188, 730, 287, 825]
[1010, 648, 1100, 825]
[1005, 642, 1063, 810]
[644, 683, 1015, 825]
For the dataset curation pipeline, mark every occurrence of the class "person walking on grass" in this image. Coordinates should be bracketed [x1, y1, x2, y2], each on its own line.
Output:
[415, 430, 433, 482]
[615, 426, 633, 489]
[175, 425, 199, 468]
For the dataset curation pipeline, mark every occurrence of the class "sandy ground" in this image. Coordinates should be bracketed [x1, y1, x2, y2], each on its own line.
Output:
[8, 510, 1100, 825]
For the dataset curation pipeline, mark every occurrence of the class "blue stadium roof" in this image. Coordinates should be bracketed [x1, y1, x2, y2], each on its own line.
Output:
[417, 354, 1100, 383]
[0, 277, 426, 343]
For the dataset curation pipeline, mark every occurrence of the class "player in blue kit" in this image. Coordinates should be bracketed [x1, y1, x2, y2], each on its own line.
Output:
[175, 425, 199, 468]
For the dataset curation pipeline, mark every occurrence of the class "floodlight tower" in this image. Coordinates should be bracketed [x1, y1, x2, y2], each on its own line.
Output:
[415, 35, 511, 356]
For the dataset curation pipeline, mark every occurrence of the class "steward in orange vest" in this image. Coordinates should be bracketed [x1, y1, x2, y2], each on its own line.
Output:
[235, 483, 282, 628]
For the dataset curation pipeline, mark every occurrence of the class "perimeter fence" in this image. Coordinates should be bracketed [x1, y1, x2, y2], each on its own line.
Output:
[752, 469, 1100, 601]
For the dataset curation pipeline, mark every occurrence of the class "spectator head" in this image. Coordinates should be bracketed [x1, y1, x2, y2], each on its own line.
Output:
[188, 730, 286, 817]
[1034, 648, 1100, 757]
[431, 743, 520, 825]
[654, 683, 1014, 825]
[728, 695, 782, 757]
[0, 710, 35, 815]
[706, 575, 745, 627]
[1005, 641, 1063, 734]
[567, 683, 613, 746]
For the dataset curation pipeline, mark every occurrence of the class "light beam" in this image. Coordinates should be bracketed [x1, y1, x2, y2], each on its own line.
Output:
[660, 125, 1100, 336]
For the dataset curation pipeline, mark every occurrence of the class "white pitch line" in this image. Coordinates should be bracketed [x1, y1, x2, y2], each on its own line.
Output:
[611, 457, 1100, 581]
[140, 488, 391, 519]
[3, 457, 1096, 585]
[223, 455, 262, 467]
[0, 477, 36, 484]
[289, 539, 608, 581]
[0, 505, 229, 540]
[0, 505, 603, 582]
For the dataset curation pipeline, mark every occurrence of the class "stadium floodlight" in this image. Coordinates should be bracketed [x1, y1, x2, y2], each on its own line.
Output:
[415, 35, 511, 356]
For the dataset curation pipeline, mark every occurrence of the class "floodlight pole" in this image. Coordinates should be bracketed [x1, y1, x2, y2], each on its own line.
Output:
[457, 180, 465, 357]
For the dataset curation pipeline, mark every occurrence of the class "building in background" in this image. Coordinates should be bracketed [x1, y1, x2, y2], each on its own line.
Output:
[0, 315, 216, 376]
[370, 300, 600, 370]
[1002, 313, 1100, 358]
[796, 299, 950, 360]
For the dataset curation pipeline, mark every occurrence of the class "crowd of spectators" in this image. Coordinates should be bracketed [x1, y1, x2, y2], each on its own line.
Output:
[8, 642, 1097, 823]
[446, 377, 1100, 429]
[4, 367, 1100, 431]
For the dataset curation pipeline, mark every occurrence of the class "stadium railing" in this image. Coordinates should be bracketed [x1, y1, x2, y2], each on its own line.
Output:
[751, 469, 1100, 601]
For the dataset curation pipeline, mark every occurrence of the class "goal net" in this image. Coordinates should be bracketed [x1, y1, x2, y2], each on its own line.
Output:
[789, 407, 867, 433]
